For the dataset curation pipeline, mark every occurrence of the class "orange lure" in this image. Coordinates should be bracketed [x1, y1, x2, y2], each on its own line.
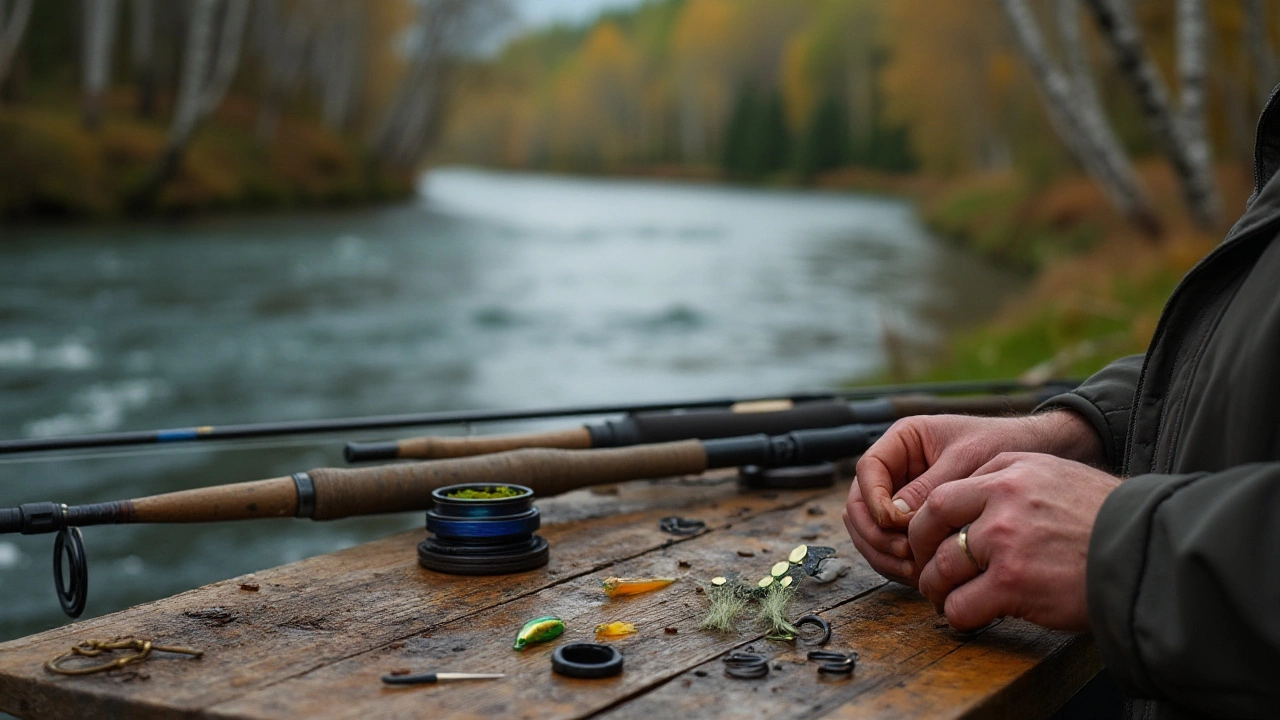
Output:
[600, 577, 677, 598]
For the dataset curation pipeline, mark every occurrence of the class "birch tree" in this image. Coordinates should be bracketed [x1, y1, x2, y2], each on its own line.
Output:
[389, 0, 509, 167]
[0, 0, 33, 89]
[141, 0, 250, 197]
[999, 0, 1161, 235]
[82, 0, 120, 130]
[1082, 0, 1220, 229]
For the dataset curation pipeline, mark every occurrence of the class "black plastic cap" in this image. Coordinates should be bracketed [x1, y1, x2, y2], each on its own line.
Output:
[344, 441, 400, 463]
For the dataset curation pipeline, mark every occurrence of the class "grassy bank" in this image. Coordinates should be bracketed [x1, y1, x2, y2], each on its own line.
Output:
[849, 162, 1254, 385]
[0, 98, 414, 222]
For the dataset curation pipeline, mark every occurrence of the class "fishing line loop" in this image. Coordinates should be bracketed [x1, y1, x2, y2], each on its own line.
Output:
[53, 527, 88, 619]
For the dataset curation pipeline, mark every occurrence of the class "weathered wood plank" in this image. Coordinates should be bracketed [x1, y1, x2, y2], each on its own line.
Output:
[822, 622, 1099, 720]
[203, 488, 879, 719]
[0, 474, 828, 720]
[600, 583, 1096, 720]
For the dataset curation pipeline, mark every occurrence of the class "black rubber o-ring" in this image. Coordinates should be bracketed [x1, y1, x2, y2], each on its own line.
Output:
[53, 527, 88, 618]
[795, 614, 831, 645]
[552, 643, 623, 679]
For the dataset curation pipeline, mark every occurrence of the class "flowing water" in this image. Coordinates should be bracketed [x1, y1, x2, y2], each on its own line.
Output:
[0, 168, 1022, 641]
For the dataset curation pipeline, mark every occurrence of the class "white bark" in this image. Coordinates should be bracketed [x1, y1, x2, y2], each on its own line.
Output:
[0, 0, 32, 87]
[1083, 0, 1220, 228]
[1056, 0, 1103, 120]
[200, 0, 248, 115]
[373, 0, 508, 167]
[1176, 0, 1212, 206]
[168, 0, 217, 150]
[1001, 0, 1161, 235]
[82, 0, 120, 130]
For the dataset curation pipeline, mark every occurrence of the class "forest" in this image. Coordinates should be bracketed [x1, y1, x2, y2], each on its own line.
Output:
[436, 0, 1280, 382]
[442, 0, 1271, 221]
[0, 0, 505, 219]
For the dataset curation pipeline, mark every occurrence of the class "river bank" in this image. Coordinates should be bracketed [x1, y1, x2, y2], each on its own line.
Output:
[0, 98, 414, 222]
[854, 161, 1254, 384]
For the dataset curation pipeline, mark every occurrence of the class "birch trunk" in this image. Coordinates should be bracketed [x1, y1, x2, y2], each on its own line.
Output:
[1082, 0, 1220, 229]
[0, 0, 32, 88]
[200, 0, 248, 115]
[129, 0, 155, 117]
[82, 0, 120, 130]
[133, 0, 216, 202]
[1001, 0, 1161, 236]
[1243, 0, 1276, 108]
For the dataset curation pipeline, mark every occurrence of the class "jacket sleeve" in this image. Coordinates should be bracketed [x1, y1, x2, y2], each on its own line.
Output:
[1036, 354, 1143, 474]
[1086, 463, 1280, 717]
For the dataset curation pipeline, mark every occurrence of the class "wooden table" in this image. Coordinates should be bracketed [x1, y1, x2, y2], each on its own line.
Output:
[0, 473, 1099, 719]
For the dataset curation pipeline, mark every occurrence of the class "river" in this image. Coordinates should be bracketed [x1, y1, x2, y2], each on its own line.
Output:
[0, 168, 1022, 642]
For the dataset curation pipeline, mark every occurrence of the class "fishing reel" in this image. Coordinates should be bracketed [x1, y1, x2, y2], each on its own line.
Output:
[2, 503, 91, 618]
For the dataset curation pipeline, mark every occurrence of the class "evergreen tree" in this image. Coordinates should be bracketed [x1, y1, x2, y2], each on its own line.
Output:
[795, 95, 850, 180]
[721, 85, 756, 178]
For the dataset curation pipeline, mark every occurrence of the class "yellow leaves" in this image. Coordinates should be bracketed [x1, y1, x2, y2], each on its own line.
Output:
[781, 33, 818, 132]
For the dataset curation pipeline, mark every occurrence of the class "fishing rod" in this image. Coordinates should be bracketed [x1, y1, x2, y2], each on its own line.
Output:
[344, 389, 1064, 463]
[4, 422, 891, 618]
[0, 377, 1075, 457]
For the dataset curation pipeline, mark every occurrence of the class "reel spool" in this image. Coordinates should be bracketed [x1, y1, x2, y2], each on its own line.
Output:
[417, 484, 550, 575]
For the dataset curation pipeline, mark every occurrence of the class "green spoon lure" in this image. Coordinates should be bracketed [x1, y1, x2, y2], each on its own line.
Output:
[513, 616, 565, 651]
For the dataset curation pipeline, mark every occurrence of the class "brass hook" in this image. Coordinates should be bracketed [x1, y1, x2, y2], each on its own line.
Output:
[45, 638, 203, 676]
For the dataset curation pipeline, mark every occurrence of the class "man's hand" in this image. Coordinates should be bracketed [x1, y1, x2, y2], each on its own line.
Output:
[843, 410, 1104, 587]
[908, 452, 1120, 631]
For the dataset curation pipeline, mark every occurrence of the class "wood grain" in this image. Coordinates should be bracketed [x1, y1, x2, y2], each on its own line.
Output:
[0, 473, 814, 719]
[0, 476, 1100, 720]
[205, 491, 879, 719]
[601, 584, 1096, 720]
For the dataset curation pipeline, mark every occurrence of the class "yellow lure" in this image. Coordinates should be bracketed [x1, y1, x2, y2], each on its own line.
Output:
[594, 621, 638, 639]
[601, 577, 677, 597]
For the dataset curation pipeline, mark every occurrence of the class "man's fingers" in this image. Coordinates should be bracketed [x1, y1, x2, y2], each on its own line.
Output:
[845, 495, 911, 559]
[916, 527, 983, 609]
[907, 474, 993, 569]
[843, 510, 915, 584]
[854, 455, 901, 527]
[888, 454, 973, 517]
[943, 571, 1009, 632]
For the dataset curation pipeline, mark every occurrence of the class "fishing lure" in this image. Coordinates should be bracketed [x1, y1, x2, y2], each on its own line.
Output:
[594, 621, 637, 639]
[513, 616, 565, 651]
[601, 577, 677, 597]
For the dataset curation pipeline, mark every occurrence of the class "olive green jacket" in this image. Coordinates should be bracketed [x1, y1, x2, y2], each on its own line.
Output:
[1044, 94, 1280, 719]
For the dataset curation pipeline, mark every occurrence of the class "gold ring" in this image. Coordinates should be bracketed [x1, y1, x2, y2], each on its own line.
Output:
[957, 524, 980, 570]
